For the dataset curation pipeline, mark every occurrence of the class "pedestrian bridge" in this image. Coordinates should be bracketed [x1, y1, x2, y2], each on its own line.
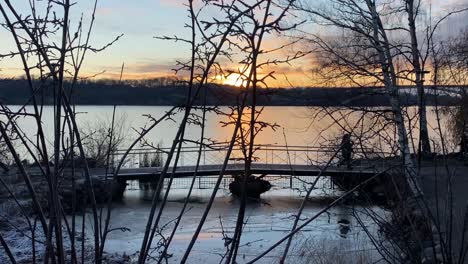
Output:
[91, 163, 378, 180]
[99, 144, 392, 180]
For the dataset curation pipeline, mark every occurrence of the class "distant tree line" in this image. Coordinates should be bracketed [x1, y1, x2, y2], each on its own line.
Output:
[0, 78, 459, 106]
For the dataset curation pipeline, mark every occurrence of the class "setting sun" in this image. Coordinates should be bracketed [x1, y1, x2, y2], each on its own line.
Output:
[222, 73, 248, 87]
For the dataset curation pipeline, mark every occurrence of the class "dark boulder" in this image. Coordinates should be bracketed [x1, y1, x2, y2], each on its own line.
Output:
[229, 174, 271, 199]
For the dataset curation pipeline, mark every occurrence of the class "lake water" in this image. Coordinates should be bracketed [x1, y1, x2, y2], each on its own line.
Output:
[96, 188, 385, 263]
[2, 105, 452, 262]
[5, 105, 454, 153]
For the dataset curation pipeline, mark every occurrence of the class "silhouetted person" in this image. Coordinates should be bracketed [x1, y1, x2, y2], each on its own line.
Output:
[461, 132, 468, 157]
[340, 133, 353, 169]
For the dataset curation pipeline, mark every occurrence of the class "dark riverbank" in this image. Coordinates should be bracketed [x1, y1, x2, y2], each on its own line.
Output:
[0, 78, 460, 107]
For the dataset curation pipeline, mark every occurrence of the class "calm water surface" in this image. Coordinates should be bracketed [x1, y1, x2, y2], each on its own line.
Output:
[6, 105, 452, 150]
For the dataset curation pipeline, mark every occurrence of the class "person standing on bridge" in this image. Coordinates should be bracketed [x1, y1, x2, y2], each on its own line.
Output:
[461, 132, 468, 158]
[340, 133, 353, 169]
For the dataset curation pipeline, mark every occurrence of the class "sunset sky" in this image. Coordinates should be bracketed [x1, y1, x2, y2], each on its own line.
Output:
[0, 0, 467, 87]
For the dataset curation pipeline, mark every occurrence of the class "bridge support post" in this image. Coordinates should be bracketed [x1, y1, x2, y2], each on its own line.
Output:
[112, 178, 127, 200]
[150, 175, 164, 201]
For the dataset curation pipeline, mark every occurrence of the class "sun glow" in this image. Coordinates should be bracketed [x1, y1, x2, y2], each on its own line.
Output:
[221, 73, 248, 87]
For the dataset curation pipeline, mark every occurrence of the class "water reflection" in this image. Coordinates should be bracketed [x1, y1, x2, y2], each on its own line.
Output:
[5, 105, 454, 154]
[93, 186, 383, 263]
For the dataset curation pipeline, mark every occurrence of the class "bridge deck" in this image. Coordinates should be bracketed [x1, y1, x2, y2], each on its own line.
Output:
[91, 163, 381, 180]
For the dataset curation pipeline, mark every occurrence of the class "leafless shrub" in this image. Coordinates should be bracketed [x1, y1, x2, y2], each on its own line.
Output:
[80, 114, 128, 167]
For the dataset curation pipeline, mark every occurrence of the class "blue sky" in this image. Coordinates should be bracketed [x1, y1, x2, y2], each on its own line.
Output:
[76, 0, 193, 78]
[0, 0, 193, 79]
[0, 0, 467, 86]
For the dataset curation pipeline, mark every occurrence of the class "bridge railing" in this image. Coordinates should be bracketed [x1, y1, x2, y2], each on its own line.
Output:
[111, 144, 392, 169]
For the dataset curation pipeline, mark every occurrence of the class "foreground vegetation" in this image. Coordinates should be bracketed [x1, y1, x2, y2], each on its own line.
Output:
[0, 0, 468, 263]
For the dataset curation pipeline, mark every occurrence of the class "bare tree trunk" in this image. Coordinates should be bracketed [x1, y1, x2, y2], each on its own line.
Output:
[406, 0, 431, 157]
[367, 0, 421, 195]
[227, 2, 273, 262]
